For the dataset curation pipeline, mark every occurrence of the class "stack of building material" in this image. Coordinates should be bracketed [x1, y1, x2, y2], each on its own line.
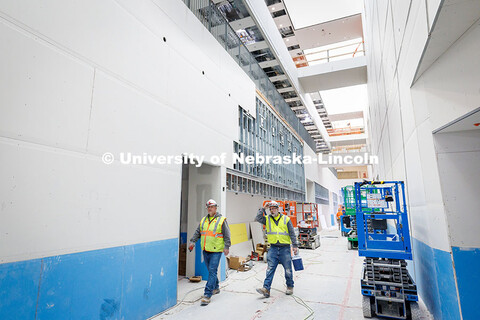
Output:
[178, 243, 186, 275]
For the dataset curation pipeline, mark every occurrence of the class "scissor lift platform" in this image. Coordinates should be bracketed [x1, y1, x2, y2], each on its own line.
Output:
[355, 181, 419, 319]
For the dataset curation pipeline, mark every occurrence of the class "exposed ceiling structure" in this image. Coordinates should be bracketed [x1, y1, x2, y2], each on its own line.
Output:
[213, 0, 330, 152]
[262, 0, 338, 139]
[309, 92, 332, 130]
[212, 0, 369, 158]
[263, 0, 367, 148]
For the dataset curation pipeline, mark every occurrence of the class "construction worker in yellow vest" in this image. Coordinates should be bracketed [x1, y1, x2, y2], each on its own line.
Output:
[189, 199, 231, 306]
[255, 201, 299, 298]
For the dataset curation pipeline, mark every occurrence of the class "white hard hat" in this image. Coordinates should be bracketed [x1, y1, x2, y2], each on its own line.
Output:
[206, 199, 218, 207]
[269, 201, 279, 208]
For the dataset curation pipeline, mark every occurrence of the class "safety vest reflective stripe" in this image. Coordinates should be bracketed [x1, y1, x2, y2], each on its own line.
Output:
[266, 214, 291, 244]
[212, 216, 223, 232]
[200, 215, 226, 252]
[200, 217, 223, 235]
[201, 216, 224, 234]
[200, 230, 224, 237]
[267, 215, 288, 234]
[201, 217, 210, 251]
[267, 215, 284, 233]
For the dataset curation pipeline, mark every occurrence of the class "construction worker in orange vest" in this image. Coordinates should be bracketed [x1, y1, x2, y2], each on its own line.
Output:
[337, 205, 345, 229]
[189, 199, 231, 306]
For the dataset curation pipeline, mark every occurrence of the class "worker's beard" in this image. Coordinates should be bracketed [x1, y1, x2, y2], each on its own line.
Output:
[271, 211, 279, 217]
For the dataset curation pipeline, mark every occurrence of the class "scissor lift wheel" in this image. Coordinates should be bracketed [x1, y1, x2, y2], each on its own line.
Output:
[362, 296, 373, 318]
[407, 302, 421, 320]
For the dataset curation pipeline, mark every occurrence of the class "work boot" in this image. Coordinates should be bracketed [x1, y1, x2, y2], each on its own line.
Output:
[200, 296, 211, 306]
[256, 287, 270, 298]
[286, 287, 294, 295]
[212, 288, 220, 295]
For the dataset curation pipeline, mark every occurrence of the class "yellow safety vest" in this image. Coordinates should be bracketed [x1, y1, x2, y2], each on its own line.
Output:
[200, 215, 226, 252]
[266, 214, 291, 245]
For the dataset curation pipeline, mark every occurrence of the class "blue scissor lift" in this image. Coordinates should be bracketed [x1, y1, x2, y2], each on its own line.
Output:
[355, 181, 420, 319]
[340, 211, 351, 237]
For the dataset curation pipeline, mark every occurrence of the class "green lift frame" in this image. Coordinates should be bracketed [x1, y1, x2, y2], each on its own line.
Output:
[342, 186, 358, 249]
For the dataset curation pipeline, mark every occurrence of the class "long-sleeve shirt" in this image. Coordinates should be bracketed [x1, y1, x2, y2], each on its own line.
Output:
[190, 212, 231, 250]
[256, 208, 299, 248]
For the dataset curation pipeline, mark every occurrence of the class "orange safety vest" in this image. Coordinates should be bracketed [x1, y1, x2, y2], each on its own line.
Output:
[200, 215, 226, 252]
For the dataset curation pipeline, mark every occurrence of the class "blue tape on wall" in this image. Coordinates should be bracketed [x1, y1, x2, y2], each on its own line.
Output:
[0, 238, 178, 320]
[412, 238, 461, 320]
[452, 246, 480, 320]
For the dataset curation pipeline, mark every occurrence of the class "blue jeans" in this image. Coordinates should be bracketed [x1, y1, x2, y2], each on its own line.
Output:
[203, 251, 222, 298]
[263, 245, 294, 290]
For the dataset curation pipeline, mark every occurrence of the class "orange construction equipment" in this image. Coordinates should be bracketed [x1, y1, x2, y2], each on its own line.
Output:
[262, 200, 321, 249]
[262, 200, 320, 228]
[296, 202, 319, 229]
[262, 200, 297, 227]
[296, 202, 321, 249]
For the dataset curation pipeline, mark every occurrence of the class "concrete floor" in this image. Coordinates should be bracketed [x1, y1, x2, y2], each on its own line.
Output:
[153, 229, 433, 320]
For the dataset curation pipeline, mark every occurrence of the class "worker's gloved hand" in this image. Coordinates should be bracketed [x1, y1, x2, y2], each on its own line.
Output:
[223, 248, 229, 256]
[188, 242, 195, 252]
[293, 247, 299, 256]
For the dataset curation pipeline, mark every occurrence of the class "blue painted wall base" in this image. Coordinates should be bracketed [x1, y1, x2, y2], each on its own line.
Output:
[452, 246, 480, 320]
[412, 238, 461, 320]
[0, 238, 178, 320]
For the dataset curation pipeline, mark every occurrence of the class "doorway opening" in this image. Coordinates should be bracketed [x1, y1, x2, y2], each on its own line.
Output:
[178, 163, 189, 277]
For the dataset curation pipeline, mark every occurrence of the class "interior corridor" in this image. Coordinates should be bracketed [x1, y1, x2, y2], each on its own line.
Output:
[2, 0, 478, 318]
[155, 229, 432, 320]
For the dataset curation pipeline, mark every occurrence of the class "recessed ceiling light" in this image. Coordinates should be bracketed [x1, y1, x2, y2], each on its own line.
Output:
[279, 24, 283, 27]
[272, 7, 275, 10]
[286, 39, 289, 41]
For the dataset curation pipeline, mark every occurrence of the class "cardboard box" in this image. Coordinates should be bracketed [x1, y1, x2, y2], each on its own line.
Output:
[178, 244, 187, 275]
[238, 264, 251, 272]
[256, 243, 266, 254]
[189, 276, 202, 282]
[228, 256, 246, 270]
